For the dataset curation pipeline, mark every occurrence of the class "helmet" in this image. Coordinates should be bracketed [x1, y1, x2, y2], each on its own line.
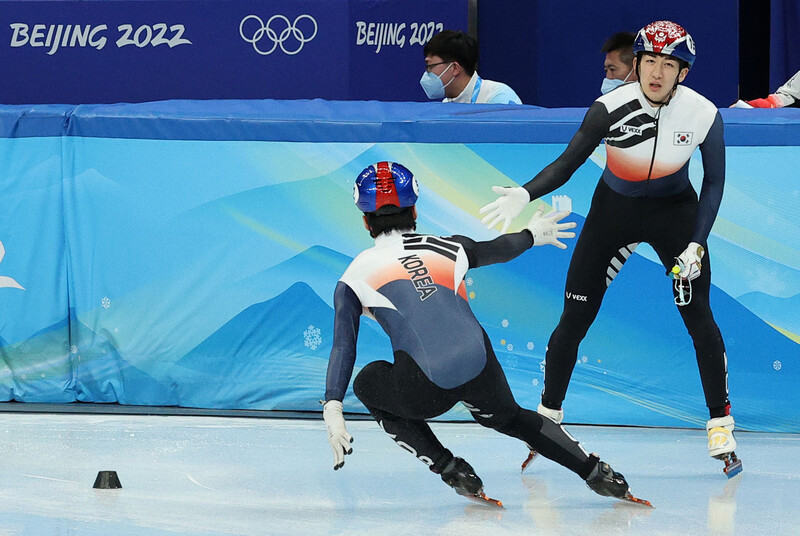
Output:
[633, 21, 696, 67]
[354, 162, 419, 213]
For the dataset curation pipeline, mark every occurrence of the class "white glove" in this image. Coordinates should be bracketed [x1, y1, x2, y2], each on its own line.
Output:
[526, 208, 577, 249]
[479, 186, 530, 234]
[323, 400, 353, 470]
[675, 242, 705, 281]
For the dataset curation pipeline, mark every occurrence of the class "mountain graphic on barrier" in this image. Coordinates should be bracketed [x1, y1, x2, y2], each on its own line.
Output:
[68, 312, 176, 404]
[169, 225, 798, 430]
[175, 280, 390, 411]
[0, 311, 172, 404]
[737, 291, 800, 339]
[230, 245, 352, 309]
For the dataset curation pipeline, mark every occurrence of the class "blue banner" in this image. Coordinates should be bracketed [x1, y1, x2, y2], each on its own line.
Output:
[0, 101, 798, 433]
[0, 0, 467, 104]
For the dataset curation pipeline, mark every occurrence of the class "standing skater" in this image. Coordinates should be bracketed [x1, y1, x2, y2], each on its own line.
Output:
[323, 161, 652, 506]
[480, 21, 740, 476]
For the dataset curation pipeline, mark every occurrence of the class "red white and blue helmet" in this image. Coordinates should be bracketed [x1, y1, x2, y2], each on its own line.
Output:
[633, 21, 696, 67]
[354, 161, 419, 213]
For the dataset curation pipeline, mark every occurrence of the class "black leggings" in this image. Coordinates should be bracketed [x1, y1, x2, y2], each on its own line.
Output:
[541, 180, 729, 415]
[353, 331, 597, 479]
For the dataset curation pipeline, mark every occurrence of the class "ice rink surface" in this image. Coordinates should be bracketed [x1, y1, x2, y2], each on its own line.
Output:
[0, 410, 797, 536]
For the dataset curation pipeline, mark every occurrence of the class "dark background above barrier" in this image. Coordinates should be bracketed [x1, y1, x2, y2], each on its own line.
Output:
[1, 0, 796, 107]
[478, 0, 746, 107]
[0, 0, 468, 104]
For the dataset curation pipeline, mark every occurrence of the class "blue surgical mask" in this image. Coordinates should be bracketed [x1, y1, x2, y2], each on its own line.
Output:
[601, 78, 624, 94]
[420, 62, 454, 99]
[601, 70, 633, 95]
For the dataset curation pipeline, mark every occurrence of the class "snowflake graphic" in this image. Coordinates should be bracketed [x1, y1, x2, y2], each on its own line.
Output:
[506, 343, 514, 351]
[101, 297, 111, 309]
[506, 355, 518, 368]
[466, 277, 473, 286]
[531, 378, 539, 387]
[70, 345, 78, 355]
[539, 360, 546, 373]
[501, 319, 509, 328]
[581, 355, 589, 364]
[304, 325, 322, 351]
[527, 342, 534, 351]
[773, 360, 782, 371]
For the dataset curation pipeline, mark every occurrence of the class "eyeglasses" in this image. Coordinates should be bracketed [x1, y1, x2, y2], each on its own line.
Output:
[425, 61, 451, 73]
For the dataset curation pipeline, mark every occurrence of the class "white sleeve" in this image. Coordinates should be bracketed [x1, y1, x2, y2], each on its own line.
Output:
[774, 69, 800, 106]
[482, 82, 522, 105]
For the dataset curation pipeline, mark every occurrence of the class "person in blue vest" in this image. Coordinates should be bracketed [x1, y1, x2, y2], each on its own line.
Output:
[322, 161, 651, 506]
[420, 30, 522, 104]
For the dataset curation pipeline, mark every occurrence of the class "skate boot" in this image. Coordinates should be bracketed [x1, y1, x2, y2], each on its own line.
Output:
[522, 403, 565, 473]
[585, 456, 653, 507]
[441, 456, 483, 496]
[707, 416, 742, 478]
[585, 457, 628, 499]
[440, 457, 503, 507]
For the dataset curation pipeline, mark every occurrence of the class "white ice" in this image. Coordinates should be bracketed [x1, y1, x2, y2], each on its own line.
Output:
[0, 411, 797, 535]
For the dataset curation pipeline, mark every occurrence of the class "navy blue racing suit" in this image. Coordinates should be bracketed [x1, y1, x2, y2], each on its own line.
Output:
[325, 229, 597, 477]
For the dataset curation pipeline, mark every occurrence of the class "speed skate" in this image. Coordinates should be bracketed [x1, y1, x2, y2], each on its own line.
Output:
[707, 416, 742, 478]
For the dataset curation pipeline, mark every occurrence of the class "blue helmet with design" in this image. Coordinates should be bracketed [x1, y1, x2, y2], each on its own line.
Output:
[354, 162, 419, 213]
[633, 20, 696, 67]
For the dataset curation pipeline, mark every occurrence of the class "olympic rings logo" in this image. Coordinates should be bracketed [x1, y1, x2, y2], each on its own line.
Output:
[239, 14, 318, 55]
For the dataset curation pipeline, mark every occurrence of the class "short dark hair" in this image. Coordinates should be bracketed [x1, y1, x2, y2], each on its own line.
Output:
[364, 206, 416, 238]
[601, 32, 636, 67]
[423, 30, 478, 76]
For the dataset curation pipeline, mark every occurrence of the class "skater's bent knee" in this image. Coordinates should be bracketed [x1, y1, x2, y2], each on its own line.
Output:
[352, 360, 392, 402]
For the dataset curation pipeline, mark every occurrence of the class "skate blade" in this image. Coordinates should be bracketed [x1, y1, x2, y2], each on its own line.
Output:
[621, 491, 653, 508]
[521, 450, 539, 473]
[723, 453, 743, 479]
[465, 491, 504, 508]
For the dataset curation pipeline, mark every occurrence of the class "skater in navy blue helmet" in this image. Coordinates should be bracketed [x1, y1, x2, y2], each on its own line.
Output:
[323, 161, 651, 506]
[480, 20, 740, 477]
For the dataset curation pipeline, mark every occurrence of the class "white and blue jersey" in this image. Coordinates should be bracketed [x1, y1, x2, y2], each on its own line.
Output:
[522, 83, 724, 244]
[325, 229, 534, 402]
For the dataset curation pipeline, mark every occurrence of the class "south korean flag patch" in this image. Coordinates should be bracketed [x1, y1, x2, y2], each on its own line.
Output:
[674, 132, 693, 145]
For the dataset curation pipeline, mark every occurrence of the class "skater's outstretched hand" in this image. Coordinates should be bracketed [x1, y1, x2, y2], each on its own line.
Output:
[526, 208, 576, 249]
[479, 186, 530, 233]
[323, 400, 353, 470]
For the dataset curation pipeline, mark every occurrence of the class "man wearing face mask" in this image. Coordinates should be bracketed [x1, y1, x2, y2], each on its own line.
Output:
[601, 32, 638, 95]
[420, 30, 522, 104]
[480, 21, 741, 478]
